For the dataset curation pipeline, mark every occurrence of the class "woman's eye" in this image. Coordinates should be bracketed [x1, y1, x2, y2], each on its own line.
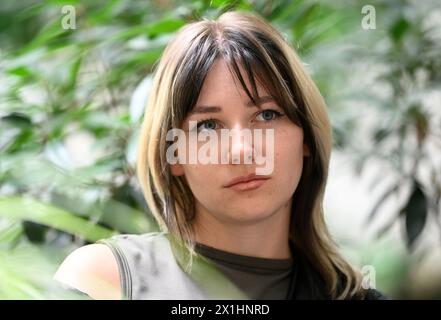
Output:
[193, 110, 283, 132]
[256, 109, 284, 122]
[196, 119, 218, 131]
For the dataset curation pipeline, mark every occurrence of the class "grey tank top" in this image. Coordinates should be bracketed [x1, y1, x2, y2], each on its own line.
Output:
[96, 231, 294, 300]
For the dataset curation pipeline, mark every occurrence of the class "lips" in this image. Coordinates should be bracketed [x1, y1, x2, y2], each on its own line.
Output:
[223, 173, 270, 190]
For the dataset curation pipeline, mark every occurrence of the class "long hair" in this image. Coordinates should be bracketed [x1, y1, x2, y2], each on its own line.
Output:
[136, 10, 365, 299]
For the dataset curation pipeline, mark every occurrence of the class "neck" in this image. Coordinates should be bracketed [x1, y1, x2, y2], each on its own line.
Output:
[192, 201, 293, 260]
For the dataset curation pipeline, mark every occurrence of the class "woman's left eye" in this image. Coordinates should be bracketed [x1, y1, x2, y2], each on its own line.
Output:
[256, 109, 284, 122]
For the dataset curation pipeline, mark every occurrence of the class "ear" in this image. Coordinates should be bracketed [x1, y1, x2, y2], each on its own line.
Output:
[170, 163, 185, 176]
[303, 143, 311, 157]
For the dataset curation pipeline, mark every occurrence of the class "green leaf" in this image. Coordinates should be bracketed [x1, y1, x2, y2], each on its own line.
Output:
[403, 181, 428, 250]
[63, 54, 83, 93]
[0, 196, 116, 242]
[0, 219, 23, 248]
[49, 191, 158, 234]
[146, 17, 186, 38]
[390, 17, 410, 42]
[373, 128, 392, 144]
[1, 112, 32, 128]
[109, 17, 185, 42]
[7, 66, 35, 79]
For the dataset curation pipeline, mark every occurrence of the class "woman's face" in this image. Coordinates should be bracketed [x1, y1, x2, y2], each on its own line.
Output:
[171, 58, 309, 225]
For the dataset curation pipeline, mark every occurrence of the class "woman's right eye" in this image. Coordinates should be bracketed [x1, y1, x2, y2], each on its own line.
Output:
[196, 119, 218, 131]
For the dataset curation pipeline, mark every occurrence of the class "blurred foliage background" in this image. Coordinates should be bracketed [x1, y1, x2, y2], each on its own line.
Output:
[0, 0, 440, 299]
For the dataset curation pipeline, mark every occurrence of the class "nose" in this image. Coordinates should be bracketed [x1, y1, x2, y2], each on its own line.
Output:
[228, 124, 254, 165]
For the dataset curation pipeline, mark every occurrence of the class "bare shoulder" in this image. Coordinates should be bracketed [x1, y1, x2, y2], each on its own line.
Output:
[53, 243, 121, 300]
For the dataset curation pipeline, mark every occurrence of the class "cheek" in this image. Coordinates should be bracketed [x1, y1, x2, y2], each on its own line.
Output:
[277, 131, 303, 162]
[182, 164, 216, 196]
[274, 125, 304, 185]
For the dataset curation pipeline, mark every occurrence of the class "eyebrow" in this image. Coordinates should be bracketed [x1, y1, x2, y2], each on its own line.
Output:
[189, 96, 275, 115]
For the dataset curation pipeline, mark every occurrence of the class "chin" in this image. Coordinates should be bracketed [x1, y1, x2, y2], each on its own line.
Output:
[224, 206, 275, 225]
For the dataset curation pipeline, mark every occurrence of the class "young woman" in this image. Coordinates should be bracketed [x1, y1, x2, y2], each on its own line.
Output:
[54, 10, 388, 300]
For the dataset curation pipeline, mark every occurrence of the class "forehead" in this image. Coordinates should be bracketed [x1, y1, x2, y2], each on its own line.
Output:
[196, 59, 271, 104]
